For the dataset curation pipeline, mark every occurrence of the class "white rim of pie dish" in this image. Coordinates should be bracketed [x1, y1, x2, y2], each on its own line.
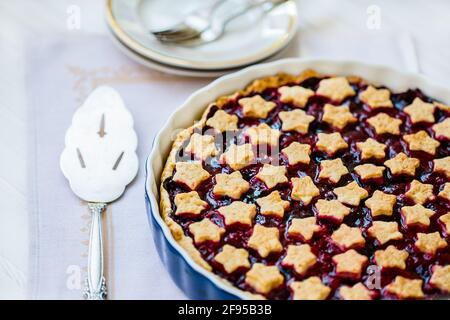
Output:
[145, 58, 450, 299]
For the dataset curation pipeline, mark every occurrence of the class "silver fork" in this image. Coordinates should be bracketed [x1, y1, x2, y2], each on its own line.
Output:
[151, 0, 226, 42]
[181, 0, 286, 46]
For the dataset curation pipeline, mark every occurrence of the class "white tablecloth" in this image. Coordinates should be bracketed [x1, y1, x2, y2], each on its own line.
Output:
[1, 0, 450, 299]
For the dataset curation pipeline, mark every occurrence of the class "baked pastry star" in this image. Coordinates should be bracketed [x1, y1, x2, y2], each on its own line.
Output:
[415, 232, 447, 255]
[214, 244, 250, 274]
[173, 161, 210, 190]
[367, 113, 402, 135]
[316, 77, 355, 103]
[403, 130, 440, 155]
[386, 276, 424, 299]
[282, 244, 317, 275]
[333, 181, 368, 206]
[404, 98, 435, 124]
[322, 104, 357, 130]
[318, 158, 349, 183]
[213, 171, 250, 199]
[218, 201, 257, 227]
[316, 132, 348, 155]
[245, 263, 284, 294]
[248, 224, 283, 258]
[290, 277, 331, 300]
[279, 85, 314, 108]
[239, 95, 276, 119]
[256, 164, 288, 189]
[384, 153, 420, 176]
[206, 110, 238, 132]
[281, 142, 311, 165]
[368, 221, 403, 245]
[359, 85, 393, 109]
[291, 176, 320, 205]
[256, 191, 290, 218]
[279, 109, 315, 134]
[356, 138, 386, 160]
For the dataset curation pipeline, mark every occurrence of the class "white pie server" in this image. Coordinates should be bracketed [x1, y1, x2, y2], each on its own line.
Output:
[60, 86, 138, 300]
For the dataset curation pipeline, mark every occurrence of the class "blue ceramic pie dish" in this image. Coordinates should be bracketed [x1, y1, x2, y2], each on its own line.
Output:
[144, 58, 450, 300]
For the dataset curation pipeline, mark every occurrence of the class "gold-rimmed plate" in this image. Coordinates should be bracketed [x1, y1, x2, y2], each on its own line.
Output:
[106, 0, 298, 71]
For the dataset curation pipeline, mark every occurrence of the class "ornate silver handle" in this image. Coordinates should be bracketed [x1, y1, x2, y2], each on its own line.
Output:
[83, 202, 107, 300]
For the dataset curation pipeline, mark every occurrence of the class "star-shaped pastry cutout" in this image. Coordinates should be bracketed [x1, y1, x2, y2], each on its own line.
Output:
[206, 109, 238, 132]
[214, 244, 250, 274]
[374, 245, 409, 270]
[367, 113, 403, 135]
[218, 201, 257, 227]
[279, 109, 315, 134]
[316, 77, 355, 103]
[281, 142, 311, 165]
[256, 191, 290, 219]
[405, 180, 434, 204]
[384, 153, 420, 177]
[315, 199, 351, 223]
[432, 118, 450, 140]
[386, 276, 424, 299]
[415, 232, 447, 255]
[430, 265, 450, 294]
[434, 156, 450, 178]
[354, 164, 385, 181]
[322, 104, 357, 130]
[245, 263, 284, 294]
[287, 217, 322, 242]
[185, 133, 218, 160]
[279, 85, 314, 108]
[239, 95, 276, 119]
[356, 138, 386, 160]
[245, 123, 280, 146]
[248, 224, 283, 258]
[439, 183, 450, 201]
[220, 143, 255, 170]
[318, 158, 349, 183]
[339, 283, 373, 300]
[331, 224, 365, 250]
[173, 161, 210, 190]
[291, 176, 320, 205]
[404, 97, 435, 124]
[365, 190, 397, 217]
[368, 221, 403, 245]
[439, 213, 450, 235]
[174, 191, 208, 216]
[256, 164, 288, 189]
[213, 171, 250, 199]
[189, 218, 225, 244]
[316, 132, 348, 155]
[333, 181, 368, 206]
[403, 130, 440, 155]
[359, 85, 393, 109]
[332, 249, 368, 279]
[290, 277, 331, 300]
[282, 244, 317, 275]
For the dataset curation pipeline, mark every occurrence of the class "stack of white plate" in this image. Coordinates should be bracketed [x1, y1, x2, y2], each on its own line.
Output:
[106, 0, 298, 77]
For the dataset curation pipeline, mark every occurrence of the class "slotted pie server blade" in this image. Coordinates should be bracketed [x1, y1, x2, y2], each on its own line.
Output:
[60, 86, 138, 299]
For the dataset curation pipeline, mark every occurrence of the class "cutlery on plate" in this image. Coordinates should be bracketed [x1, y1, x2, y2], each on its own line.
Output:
[151, 0, 226, 42]
[60, 86, 138, 300]
[152, 0, 286, 44]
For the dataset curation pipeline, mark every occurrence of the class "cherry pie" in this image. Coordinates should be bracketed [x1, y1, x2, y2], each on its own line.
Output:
[160, 69, 450, 300]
